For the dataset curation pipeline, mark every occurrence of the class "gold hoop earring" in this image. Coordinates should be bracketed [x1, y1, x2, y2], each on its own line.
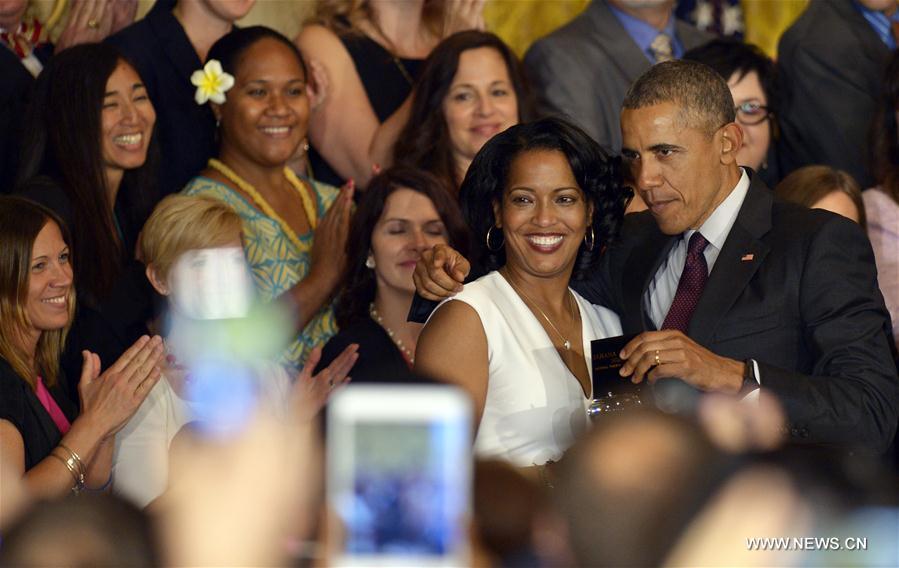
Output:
[486, 226, 504, 252]
[583, 226, 595, 251]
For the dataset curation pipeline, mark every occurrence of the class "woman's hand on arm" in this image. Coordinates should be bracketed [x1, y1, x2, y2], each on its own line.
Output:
[414, 300, 489, 427]
[296, 25, 409, 186]
[285, 184, 354, 332]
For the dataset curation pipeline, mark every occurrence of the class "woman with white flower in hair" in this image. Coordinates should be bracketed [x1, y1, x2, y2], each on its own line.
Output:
[183, 27, 353, 370]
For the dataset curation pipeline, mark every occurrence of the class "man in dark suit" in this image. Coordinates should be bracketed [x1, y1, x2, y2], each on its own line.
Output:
[523, 0, 711, 152]
[778, 0, 895, 188]
[413, 60, 898, 454]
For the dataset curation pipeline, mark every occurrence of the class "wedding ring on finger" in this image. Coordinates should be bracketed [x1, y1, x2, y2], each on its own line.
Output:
[328, 377, 335, 389]
[654, 350, 661, 366]
[88, 19, 100, 29]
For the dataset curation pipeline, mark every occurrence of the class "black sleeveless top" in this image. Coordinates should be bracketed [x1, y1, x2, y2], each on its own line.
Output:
[308, 32, 424, 188]
[0, 359, 78, 472]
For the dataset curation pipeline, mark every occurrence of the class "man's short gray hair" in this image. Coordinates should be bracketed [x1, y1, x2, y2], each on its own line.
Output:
[622, 60, 735, 135]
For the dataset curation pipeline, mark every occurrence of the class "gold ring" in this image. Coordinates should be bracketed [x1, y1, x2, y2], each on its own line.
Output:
[654, 350, 661, 366]
[87, 19, 99, 29]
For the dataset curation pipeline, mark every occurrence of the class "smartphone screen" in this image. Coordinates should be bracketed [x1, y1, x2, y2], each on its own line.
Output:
[327, 385, 472, 567]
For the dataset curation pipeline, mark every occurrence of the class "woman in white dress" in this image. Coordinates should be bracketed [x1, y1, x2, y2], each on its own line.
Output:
[415, 118, 628, 467]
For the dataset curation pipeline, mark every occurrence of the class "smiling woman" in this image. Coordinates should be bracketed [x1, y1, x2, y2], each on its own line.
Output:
[15, 43, 160, 405]
[414, 118, 628, 467]
[0, 195, 163, 500]
[183, 27, 353, 370]
[394, 31, 535, 195]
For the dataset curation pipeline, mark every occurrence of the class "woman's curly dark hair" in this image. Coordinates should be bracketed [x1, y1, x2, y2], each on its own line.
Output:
[335, 166, 471, 327]
[460, 117, 627, 280]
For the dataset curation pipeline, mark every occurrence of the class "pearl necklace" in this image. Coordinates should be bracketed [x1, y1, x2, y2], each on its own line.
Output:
[208, 159, 318, 252]
[369, 303, 415, 367]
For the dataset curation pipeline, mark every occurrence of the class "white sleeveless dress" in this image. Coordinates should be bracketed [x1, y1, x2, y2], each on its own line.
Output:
[430, 271, 622, 467]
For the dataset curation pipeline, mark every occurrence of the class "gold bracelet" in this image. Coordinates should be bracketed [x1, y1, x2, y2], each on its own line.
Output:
[53, 445, 85, 494]
[57, 443, 84, 475]
[49, 451, 83, 495]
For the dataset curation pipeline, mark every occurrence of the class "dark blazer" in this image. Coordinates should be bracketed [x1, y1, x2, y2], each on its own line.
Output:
[523, 0, 711, 152]
[777, 0, 891, 188]
[0, 47, 33, 194]
[583, 174, 899, 453]
[106, 0, 216, 197]
[0, 359, 78, 471]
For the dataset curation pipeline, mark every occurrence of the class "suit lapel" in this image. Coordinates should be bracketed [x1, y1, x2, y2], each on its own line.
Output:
[589, 1, 652, 85]
[687, 175, 773, 345]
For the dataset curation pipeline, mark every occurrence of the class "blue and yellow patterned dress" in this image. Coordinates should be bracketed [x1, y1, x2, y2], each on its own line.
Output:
[183, 174, 339, 370]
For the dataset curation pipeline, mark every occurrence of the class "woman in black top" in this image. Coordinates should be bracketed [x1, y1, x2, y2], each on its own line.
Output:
[0, 196, 162, 498]
[296, 0, 485, 188]
[16, 44, 159, 403]
[318, 167, 469, 382]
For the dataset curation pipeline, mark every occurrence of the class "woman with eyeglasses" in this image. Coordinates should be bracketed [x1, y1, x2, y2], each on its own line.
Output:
[684, 39, 780, 183]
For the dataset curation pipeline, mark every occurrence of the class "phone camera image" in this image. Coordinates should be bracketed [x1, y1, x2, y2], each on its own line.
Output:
[327, 385, 472, 567]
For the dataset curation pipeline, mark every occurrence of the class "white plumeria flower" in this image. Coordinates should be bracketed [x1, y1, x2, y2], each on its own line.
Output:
[191, 59, 235, 105]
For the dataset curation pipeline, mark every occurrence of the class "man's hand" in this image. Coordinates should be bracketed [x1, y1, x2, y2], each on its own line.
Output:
[412, 244, 470, 301]
[618, 330, 745, 394]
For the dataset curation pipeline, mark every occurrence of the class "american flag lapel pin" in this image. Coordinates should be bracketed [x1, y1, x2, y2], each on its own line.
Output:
[741, 253, 754, 262]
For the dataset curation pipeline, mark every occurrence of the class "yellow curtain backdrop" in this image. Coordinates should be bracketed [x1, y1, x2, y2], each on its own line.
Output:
[31, 0, 808, 62]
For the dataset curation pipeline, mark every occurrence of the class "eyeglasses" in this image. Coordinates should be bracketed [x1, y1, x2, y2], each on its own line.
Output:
[734, 101, 772, 126]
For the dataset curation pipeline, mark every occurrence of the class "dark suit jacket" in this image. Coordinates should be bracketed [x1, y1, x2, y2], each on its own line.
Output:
[106, 0, 216, 197]
[777, 0, 891, 188]
[582, 174, 899, 453]
[523, 0, 711, 152]
[0, 359, 78, 471]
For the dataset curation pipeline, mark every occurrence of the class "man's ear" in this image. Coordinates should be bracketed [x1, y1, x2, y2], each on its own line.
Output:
[719, 123, 744, 165]
[146, 264, 170, 296]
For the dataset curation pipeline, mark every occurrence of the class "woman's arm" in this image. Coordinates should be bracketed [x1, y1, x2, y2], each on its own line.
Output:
[414, 300, 489, 425]
[296, 25, 411, 187]
[1, 416, 108, 499]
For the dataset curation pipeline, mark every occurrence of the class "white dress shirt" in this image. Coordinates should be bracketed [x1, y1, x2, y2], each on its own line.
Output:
[642, 169, 761, 389]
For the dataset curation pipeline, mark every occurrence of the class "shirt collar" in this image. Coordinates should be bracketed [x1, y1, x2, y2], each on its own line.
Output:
[608, 3, 681, 61]
[686, 168, 750, 251]
[853, 0, 899, 49]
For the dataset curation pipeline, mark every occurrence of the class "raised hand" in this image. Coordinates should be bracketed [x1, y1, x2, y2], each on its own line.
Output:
[309, 181, 354, 292]
[78, 335, 165, 438]
[291, 344, 359, 420]
[55, 0, 114, 52]
[305, 58, 329, 112]
[412, 243, 470, 301]
[442, 0, 486, 38]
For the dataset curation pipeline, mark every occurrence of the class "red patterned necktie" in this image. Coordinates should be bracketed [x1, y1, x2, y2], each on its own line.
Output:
[662, 232, 709, 333]
[1, 18, 43, 59]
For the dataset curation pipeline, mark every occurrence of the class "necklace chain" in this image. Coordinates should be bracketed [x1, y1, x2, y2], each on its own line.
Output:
[370, 303, 415, 366]
[391, 54, 414, 86]
[208, 159, 318, 251]
[505, 276, 575, 351]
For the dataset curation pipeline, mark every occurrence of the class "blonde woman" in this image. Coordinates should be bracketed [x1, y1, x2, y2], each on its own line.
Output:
[0, 194, 162, 500]
[113, 195, 357, 508]
[296, 0, 485, 187]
